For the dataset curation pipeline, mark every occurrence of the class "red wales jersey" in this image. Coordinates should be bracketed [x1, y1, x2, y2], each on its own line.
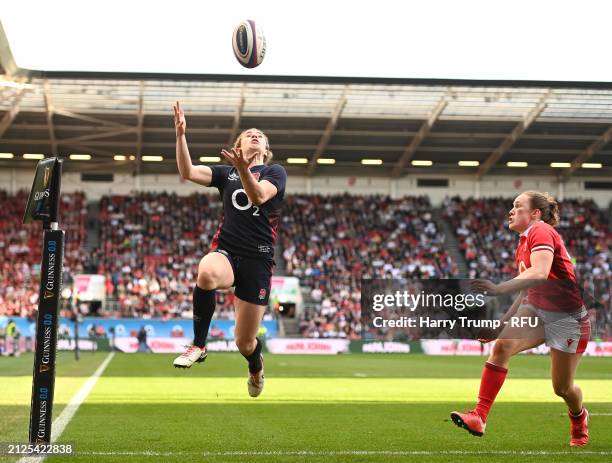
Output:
[514, 221, 583, 311]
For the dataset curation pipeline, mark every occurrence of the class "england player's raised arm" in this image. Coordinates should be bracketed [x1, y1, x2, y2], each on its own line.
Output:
[176, 135, 213, 186]
[174, 101, 213, 186]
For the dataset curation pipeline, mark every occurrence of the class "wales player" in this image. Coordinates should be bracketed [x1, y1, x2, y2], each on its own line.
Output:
[451, 191, 590, 446]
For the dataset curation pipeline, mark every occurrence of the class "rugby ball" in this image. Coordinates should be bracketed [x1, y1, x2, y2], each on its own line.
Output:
[232, 20, 266, 68]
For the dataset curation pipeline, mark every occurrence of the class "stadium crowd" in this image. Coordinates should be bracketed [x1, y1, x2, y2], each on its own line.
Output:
[443, 196, 516, 281]
[443, 196, 611, 280]
[0, 190, 88, 318]
[2, 188, 609, 341]
[94, 192, 237, 319]
[281, 194, 457, 339]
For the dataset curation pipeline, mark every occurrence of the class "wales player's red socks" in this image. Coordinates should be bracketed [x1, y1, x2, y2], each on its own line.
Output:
[475, 361, 508, 422]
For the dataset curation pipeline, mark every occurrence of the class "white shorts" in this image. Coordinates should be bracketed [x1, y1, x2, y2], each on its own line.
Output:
[531, 305, 590, 354]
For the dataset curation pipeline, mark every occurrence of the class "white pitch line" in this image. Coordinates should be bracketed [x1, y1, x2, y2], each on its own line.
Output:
[18, 352, 115, 463]
[80, 450, 612, 457]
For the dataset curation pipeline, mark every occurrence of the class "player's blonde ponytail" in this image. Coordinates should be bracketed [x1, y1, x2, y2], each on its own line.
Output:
[524, 191, 560, 227]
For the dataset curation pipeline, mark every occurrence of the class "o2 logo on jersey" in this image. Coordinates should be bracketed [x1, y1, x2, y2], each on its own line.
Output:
[231, 189, 260, 216]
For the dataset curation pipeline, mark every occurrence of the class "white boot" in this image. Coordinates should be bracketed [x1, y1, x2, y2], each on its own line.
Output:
[173, 345, 207, 368]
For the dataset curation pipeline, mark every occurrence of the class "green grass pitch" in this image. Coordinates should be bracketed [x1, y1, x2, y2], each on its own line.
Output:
[1, 352, 611, 462]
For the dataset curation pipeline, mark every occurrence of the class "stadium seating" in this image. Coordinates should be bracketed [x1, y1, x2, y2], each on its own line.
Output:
[443, 195, 610, 279]
[443, 196, 611, 281]
[95, 192, 233, 319]
[2, 190, 609, 340]
[281, 194, 457, 338]
[0, 190, 87, 317]
[442, 196, 516, 281]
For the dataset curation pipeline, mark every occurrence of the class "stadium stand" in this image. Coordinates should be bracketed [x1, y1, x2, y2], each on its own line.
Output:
[2, 190, 609, 340]
[0, 190, 87, 317]
[94, 192, 233, 319]
[280, 194, 458, 338]
[442, 196, 517, 281]
[443, 196, 611, 279]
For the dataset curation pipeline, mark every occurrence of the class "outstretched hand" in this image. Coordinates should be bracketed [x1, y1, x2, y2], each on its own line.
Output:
[221, 148, 257, 171]
[471, 279, 500, 296]
[173, 101, 186, 137]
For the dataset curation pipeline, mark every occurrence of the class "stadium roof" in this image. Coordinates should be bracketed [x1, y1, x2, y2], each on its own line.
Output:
[0, 24, 611, 178]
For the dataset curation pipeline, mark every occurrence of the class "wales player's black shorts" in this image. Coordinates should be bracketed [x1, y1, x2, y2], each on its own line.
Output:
[214, 249, 273, 306]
